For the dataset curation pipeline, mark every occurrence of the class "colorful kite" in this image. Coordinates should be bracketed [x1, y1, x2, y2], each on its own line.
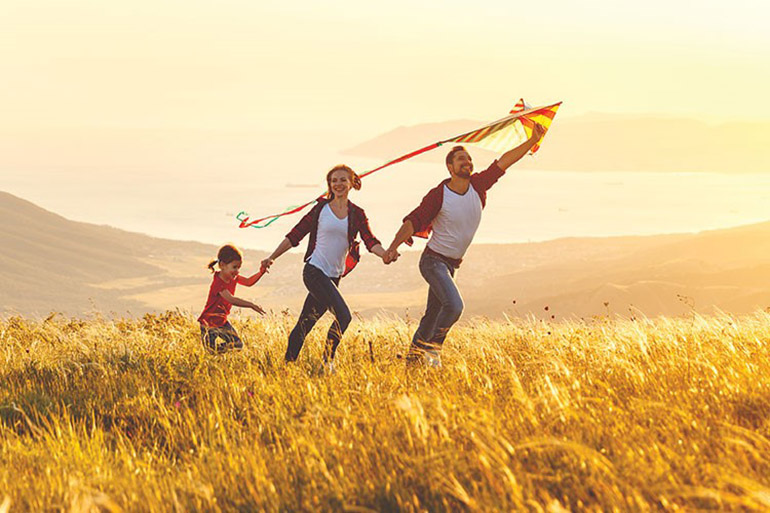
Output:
[237, 99, 561, 229]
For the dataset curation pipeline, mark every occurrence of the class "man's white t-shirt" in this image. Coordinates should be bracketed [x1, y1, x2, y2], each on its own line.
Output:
[426, 184, 483, 260]
[308, 204, 349, 278]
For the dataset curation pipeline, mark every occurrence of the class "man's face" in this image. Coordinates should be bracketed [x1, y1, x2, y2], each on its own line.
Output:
[448, 150, 473, 178]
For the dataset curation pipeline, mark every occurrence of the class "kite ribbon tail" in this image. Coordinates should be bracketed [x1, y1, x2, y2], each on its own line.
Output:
[238, 199, 319, 229]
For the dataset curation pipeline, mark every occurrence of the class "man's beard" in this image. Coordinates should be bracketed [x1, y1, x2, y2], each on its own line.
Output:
[456, 166, 472, 178]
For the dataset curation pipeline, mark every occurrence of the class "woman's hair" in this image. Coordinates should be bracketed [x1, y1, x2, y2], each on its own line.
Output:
[208, 244, 243, 272]
[326, 164, 361, 198]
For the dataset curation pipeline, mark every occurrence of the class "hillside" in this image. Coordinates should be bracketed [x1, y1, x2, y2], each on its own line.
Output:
[1, 191, 769, 319]
[466, 222, 770, 318]
[0, 191, 217, 316]
[343, 113, 770, 173]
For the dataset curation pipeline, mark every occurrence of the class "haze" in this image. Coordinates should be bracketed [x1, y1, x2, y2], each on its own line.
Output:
[1, 0, 769, 250]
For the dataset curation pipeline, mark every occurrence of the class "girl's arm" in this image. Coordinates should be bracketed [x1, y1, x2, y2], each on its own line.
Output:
[219, 290, 266, 314]
[261, 237, 293, 271]
[237, 268, 266, 287]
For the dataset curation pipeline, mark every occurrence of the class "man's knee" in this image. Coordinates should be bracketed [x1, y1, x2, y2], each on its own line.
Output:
[445, 296, 464, 322]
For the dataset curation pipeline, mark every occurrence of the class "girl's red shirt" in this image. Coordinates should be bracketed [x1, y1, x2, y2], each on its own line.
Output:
[198, 272, 237, 328]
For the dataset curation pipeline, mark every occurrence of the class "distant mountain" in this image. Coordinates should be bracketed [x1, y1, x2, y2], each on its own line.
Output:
[460, 222, 770, 318]
[1, 191, 768, 319]
[343, 113, 770, 173]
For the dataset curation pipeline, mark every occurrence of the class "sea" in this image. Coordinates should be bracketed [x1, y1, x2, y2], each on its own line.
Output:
[4, 150, 770, 252]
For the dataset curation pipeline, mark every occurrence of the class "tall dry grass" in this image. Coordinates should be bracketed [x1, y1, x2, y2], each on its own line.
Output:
[1, 310, 770, 512]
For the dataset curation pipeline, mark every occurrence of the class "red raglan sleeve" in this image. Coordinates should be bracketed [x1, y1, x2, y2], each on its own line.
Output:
[470, 160, 505, 192]
[403, 185, 443, 239]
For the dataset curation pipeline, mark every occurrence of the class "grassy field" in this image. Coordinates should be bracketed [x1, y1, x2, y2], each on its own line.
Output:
[1, 311, 770, 512]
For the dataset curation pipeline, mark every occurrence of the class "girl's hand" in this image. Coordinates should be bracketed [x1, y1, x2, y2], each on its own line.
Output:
[260, 258, 274, 272]
[252, 304, 266, 315]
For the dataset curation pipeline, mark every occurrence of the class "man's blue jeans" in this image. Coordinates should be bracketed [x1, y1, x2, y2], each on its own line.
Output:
[410, 251, 464, 355]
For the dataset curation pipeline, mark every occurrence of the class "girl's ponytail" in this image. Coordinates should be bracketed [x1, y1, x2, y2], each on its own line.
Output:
[208, 245, 243, 273]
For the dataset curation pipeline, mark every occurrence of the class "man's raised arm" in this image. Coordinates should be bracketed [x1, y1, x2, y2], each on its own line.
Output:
[497, 123, 546, 171]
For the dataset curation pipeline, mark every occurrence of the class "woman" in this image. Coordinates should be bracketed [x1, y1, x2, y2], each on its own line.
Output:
[261, 165, 393, 370]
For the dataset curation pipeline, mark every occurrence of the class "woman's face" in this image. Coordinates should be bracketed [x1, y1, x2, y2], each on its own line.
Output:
[329, 170, 352, 198]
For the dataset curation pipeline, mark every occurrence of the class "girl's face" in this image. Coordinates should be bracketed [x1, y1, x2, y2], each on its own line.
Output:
[219, 259, 242, 281]
[329, 170, 352, 198]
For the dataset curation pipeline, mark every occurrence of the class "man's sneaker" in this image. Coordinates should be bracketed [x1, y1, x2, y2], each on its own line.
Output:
[424, 349, 442, 369]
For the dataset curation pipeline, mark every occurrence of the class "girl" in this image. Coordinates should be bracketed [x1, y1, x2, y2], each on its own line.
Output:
[261, 165, 393, 371]
[198, 244, 266, 353]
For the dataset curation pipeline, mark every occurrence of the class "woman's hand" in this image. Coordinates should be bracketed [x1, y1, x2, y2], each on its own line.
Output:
[383, 248, 400, 264]
[251, 303, 266, 315]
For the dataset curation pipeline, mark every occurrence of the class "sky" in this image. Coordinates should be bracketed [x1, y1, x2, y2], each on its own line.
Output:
[1, 0, 769, 250]
[2, 0, 769, 138]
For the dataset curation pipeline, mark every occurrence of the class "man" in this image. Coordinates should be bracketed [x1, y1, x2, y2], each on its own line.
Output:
[384, 123, 546, 367]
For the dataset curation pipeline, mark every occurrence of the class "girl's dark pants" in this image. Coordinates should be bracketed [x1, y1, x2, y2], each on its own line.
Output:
[200, 321, 243, 353]
[286, 263, 352, 362]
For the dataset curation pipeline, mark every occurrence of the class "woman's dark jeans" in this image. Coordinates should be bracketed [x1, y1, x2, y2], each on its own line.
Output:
[409, 251, 464, 357]
[286, 264, 352, 362]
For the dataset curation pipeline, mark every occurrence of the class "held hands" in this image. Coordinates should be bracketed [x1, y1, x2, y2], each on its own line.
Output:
[260, 258, 274, 273]
[382, 248, 400, 265]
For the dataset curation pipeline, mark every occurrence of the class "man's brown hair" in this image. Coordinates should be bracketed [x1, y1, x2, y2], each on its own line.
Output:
[445, 145, 468, 167]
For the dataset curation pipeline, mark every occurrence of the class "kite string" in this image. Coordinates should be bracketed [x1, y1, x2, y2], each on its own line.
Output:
[237, 102, 560, 229]
[240, 141, 442, 229]
[358, 141, 441, 179]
